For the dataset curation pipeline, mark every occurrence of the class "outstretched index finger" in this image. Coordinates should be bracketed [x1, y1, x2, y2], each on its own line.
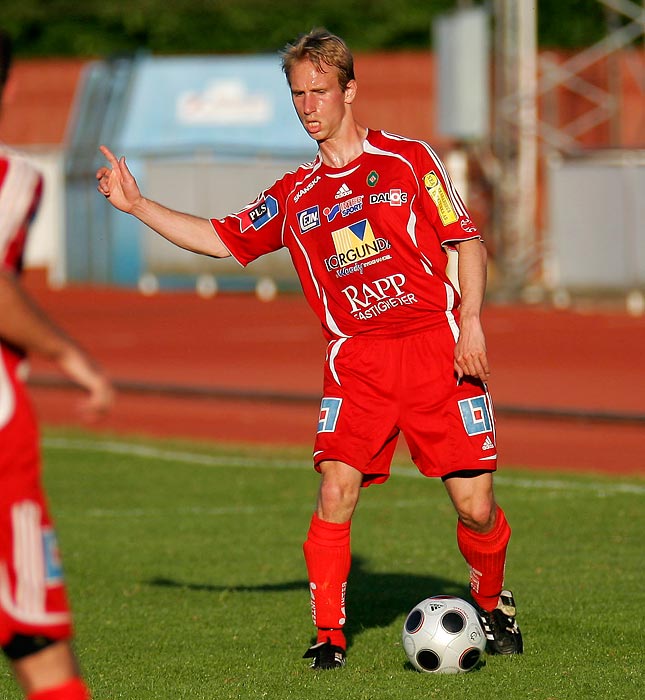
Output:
[99, 144, 119, 167]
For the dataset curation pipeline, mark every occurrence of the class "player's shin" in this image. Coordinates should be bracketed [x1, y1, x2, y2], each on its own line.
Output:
[456, 506, 511, 611]
[303, 513, 351, 649]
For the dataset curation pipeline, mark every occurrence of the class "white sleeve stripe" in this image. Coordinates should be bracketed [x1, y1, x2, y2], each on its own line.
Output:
[289, 222, 349, 340]
[0, 348, 15, 429]
[379, 131, 468, 217]
[444, 283, 460, 341]
[0, 156, 41, 261]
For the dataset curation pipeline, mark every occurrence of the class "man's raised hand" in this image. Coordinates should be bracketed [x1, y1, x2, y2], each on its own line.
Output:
[96, 145, 142, 213]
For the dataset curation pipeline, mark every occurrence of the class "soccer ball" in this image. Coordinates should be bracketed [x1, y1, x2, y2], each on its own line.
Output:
[402, 596, 486, 674]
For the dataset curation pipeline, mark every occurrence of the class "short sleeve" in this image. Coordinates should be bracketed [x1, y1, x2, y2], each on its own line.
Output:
[415, 147, 481, 250]
[210, 180, 287, 267]
[0, 155, 43, 272]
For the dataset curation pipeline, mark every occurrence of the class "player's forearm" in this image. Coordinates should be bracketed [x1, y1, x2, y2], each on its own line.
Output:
[455, 239, 488, 322]
[130, 197, 230, 258]
[0, 272, 112, 400]
[453, 239, 490, 379]
[0, 272, 89, 361]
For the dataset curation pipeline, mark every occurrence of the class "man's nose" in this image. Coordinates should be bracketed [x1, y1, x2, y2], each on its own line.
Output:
[303, 94, 315, 114]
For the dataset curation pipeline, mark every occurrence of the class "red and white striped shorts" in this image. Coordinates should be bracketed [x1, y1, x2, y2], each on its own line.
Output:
[0, 368, 73, 646]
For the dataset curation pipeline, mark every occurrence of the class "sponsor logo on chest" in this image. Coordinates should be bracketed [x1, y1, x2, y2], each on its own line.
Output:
[323, 219, 391, 273]
[341, 273, 418, 319]
[324, 196, 364, 222]
[368, 188, 408, 206]
[297, 205, 321, 233]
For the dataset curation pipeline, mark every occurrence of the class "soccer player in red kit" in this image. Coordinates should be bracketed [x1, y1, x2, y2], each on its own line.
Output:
[97, 28, 523, 669]
[1, 30, 113, 698]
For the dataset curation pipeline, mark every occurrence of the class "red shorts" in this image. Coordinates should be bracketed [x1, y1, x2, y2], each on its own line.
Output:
[313, 325, 498, 486]
[0, 365, 73, 647]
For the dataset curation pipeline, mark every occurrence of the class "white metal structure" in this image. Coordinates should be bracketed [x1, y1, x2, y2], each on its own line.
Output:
[491, 0, 644, 297]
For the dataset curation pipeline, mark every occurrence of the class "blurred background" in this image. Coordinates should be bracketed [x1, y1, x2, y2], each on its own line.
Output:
[1, 0, 644, 306]
[2, 1, 644, 473]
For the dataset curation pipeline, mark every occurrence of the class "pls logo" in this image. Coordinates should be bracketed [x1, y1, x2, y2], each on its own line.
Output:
[237, 195, 279, 231]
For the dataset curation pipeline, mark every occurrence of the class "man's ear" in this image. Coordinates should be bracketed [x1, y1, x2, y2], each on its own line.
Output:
[344, 79, 357, 105]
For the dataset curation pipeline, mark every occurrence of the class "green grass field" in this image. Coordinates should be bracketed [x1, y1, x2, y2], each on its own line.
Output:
[1, 429, 643, 699]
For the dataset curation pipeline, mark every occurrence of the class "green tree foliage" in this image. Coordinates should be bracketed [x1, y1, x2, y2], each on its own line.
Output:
[1, 0, 621, 58]
[536, 0, 608, 48]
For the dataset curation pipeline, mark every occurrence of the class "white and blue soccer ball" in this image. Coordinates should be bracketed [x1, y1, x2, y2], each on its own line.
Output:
[402, 595, 486, 674]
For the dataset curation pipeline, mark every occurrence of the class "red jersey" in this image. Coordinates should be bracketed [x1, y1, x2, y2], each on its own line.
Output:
[0, 148, 43, 425]
[0, 148, 42, 275]
[0, 149, 73, 645]
[212, 130, 480, 341]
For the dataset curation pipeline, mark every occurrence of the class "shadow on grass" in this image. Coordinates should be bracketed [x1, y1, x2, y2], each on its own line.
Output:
[147, 555, 470, 649]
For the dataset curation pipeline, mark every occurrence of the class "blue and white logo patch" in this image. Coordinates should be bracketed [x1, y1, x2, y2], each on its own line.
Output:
[458, 396, 493, 436]
[297, 205, 320, 233]
[317, 397, 343, 433]
[238, 195, 279, 231]
[43, 528, 64, 584]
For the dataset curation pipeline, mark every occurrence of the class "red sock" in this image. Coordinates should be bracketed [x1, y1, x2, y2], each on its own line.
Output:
[28, 677, 91, 700]
[457, 506, 511, 611]
[303, 513, 351, 650]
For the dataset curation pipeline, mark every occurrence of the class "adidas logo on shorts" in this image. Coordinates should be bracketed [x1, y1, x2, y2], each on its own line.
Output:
[481, 435, 495, 451]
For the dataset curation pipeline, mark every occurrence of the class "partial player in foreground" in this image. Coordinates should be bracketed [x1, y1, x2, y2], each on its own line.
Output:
[1, 30, 113, 699]
[97, 28, 522, 669]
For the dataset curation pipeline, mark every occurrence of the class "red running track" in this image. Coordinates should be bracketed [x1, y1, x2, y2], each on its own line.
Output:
[23, 272, 645, 477]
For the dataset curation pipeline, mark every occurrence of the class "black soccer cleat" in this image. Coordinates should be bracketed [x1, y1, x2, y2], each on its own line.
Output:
[475, 589, 524, 655]
[303, 638, 346, 670]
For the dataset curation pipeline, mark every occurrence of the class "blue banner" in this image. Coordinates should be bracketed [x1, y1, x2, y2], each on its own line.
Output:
[119, 55, 314, 155]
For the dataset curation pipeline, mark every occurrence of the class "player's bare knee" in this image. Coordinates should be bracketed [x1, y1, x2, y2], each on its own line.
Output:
[317, 464, 361, 520]
[319, 478, 359, 513]
[458, 501, 496, 533]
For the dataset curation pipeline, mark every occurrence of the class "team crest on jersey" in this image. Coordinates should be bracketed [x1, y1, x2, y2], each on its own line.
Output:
[458, 396, 493, 436]
[367, 170, 379, 187]
[236, 195, 279, 231]
[423, 171, 458, 226]
[297, 205, 320, 233]
[461, 218, 478, 233]
[324, 219, 390, 273]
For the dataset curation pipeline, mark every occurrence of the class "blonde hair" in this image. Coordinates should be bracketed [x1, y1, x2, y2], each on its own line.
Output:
[281, 28, 355, 92]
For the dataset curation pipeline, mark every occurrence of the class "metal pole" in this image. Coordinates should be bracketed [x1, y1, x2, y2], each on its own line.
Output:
[516, 0, 538, 288]
[491, 0, 538, 296]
